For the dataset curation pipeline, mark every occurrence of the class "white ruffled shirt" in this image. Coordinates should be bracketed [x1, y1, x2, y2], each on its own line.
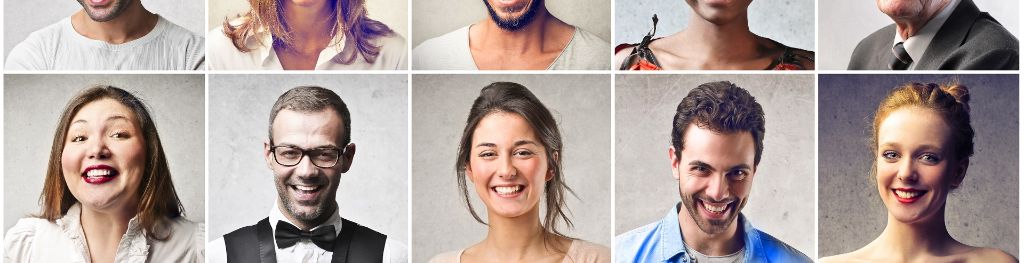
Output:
[4, 203, 205, 263]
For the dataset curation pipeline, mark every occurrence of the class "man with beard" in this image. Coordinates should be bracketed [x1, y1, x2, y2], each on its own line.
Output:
[412, 0, 608, 70]
[615, 82, 811, 263]
[848, 0, 1018, 70]
[5, 0, 204, 70]
[207, 86, 407, 263]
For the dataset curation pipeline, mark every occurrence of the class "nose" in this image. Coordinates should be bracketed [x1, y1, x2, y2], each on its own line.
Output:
[86, 137, 111, 160]
[496, 155, 517, 180]
[897, 158, 918, 182]
[293, 154, 320, 179]
[704, 174, 730, 201]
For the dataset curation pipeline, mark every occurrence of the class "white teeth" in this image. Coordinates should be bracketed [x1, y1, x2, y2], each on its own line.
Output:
[894, 189, 923, 199]
[702, 202, 728, 213]
[494, 185, 523, 195]
[86, 169, 112, 177]
[295, 185, 319, 191]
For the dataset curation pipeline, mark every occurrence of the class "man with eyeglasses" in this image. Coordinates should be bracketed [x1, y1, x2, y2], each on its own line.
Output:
[208, 86, 408, 262]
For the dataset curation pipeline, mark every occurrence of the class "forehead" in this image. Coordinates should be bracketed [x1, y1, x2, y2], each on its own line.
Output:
[680, 123, 755, 165]
[471, 112, 538, 145]
[70, 98, 137, 124]
[271, 109, 345, 145]
[878, 107, 951, 148]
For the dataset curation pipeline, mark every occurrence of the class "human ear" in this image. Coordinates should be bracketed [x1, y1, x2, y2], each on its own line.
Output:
[547, 151, 559, 181]
[669, 146, 681, 180]
[950, 158, 969, 189]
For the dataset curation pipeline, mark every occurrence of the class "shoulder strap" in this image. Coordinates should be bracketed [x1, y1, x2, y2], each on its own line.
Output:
[331, 218, 388, 263]
[225, 217, 277, 263]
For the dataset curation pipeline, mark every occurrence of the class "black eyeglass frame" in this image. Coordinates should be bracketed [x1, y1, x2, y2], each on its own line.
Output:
[269, 145, 347, 168]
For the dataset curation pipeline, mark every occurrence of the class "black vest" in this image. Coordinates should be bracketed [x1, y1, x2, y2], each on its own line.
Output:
[224, 217, 387, 263]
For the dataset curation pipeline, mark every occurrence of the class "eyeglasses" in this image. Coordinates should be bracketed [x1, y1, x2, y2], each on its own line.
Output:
[270, 145, 344, 168]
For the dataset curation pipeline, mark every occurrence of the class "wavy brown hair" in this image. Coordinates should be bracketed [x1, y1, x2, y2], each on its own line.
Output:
[223, 0, 394, 65]
[455, 82, 578, 250]
[39, 86, 184, 240]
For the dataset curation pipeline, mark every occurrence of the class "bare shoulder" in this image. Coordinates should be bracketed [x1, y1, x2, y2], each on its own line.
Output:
[965, 247, 1017, 262]
[819, 250, 876, 263]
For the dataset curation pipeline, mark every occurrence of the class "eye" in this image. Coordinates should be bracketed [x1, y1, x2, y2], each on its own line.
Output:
[689, 166, 710, 176]
[70, 136, 87, 142]
[881, 150, 899, 161]
[728, 170, 748, 181]
[110, 131, 130, 139]
[512, 149, 535, 158]
[919, 153, 941, 165]
[278, 148, 301, 159]
[477, 151, 497, 159]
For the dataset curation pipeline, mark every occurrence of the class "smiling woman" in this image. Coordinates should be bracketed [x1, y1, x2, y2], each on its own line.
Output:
[3, 86, 203, 262]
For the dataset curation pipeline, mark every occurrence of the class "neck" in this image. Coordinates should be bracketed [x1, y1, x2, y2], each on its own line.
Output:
[874, 208, 955, 260]
[71, 2, 158, 44]
[478, 5, 557, 53]
[279, 200, 337, 231]
[80, 204, 137, 261]
[479, 207, 554, 260]
[281, 0, 336, 52]
[678, 208, 743, 256]
[891, 0, 952, 40]
[678, 13, 761, 63]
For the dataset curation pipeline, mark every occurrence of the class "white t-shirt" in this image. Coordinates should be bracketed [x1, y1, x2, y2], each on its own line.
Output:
[4, 15, 205, 70]
[207, 22, 408, 70]
[412, 25, 610, 70]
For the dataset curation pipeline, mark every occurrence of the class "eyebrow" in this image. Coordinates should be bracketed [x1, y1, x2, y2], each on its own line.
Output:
[475, 140, 539, 148]
[70, 115, 130, 125]
[687, 160, 752, 171]
[275, 143, 339, 149]
[879, 142, 944, 152]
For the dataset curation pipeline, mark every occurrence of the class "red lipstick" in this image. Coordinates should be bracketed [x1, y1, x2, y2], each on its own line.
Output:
[82, 164, 119, 184]
[892, 188, 925, 203]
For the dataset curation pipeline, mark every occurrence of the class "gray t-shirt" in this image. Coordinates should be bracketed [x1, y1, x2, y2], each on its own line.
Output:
[683, 242, 745, 263]
[412, 25, 609, 70]
[5, 15, 205, 70]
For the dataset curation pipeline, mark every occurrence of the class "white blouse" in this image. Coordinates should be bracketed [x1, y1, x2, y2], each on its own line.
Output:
[4, 203, 204, 263]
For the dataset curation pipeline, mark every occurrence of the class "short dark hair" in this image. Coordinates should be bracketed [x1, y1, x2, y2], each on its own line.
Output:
[455, 82, 576, 242]
[268, 86, 351, 146]
[671, 81, 766, 165]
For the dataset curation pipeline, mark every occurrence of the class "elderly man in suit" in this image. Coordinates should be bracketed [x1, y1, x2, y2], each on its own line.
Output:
[848, 0, 1018, 70]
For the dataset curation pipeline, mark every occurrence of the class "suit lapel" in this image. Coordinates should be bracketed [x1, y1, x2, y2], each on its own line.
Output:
[916, 0, 983, 68]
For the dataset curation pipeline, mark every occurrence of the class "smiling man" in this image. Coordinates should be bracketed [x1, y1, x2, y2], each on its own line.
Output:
[5, 0, 204, 70]
[412, 0, 609, 70]
[848, 0, 1018, 70]
[615, 82, 810, 263]
[207, 86, 407, 263]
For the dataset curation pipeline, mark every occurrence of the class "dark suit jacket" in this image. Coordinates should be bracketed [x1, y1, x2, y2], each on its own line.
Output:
[848, 0, 1018, 70]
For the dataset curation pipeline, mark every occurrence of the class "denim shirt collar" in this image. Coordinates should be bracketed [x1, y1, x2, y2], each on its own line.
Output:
[657, 202, 766, 263]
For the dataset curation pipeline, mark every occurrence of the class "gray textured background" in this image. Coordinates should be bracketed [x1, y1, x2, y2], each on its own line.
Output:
[4, 0, 205, 59]
[412, 0, 610, 48]
[4, 74, 205, 231]
[615, 74, 816, 257]
[207, 74, 409, 245]
[818, 1, 1019, 69]
[615, 0, 814, 51]
[818, 74, 1019, 257]
[208, 0, 408, 41]
[411, 74, 611, 263]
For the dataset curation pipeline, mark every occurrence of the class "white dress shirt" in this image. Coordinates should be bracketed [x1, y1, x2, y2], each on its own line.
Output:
[207, 20, 407, 70]
[891, 0, 960, 69]
[412, 25, 610, 70]
[208, 203, 408, 263]
[4, 203, 205, 263]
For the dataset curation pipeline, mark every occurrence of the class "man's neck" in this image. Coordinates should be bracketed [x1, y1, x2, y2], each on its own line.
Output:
[279, 201, 337, 231]
[678, 209, 744, 256]
[892, 0, 953, 40]
[71, 2, 158, 44]
[474, 6, 565, 54]
[677, 12, 762, 63]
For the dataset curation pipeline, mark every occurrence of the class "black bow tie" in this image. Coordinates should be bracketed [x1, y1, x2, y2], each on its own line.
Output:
[274, 221, 337, 251]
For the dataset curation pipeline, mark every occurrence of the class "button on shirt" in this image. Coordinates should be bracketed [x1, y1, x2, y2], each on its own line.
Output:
[614, 203, 811, 263]
[207, 203, 408, 263]
[891, 0, 960, 70]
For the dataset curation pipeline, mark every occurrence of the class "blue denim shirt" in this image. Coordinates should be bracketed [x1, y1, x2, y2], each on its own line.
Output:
[615, 203, 811, 263]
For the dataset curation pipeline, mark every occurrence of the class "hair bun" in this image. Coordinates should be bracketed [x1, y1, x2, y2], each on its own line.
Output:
[942, 84, 970, 112]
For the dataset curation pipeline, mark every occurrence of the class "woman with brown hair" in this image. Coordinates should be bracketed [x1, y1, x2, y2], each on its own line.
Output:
[428, 82, 609, 263]
[820, 83, 1014, 262]
[4, 86, 203, 262]
[208, 0, 406, 70]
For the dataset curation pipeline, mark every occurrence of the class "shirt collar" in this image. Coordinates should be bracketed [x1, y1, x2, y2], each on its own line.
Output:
[58, 203, 150, 262]
[252, 26, 348, 70]
[657, 203, 762, 263]
[268, 201, 344, 252]
[892, 0, 960, 68]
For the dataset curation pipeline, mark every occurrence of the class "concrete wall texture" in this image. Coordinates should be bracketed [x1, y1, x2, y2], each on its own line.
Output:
[818, 0, 1019, 69]
[412, 0, 610, 48]
[4, 74, 206, 231]
[4, 0, 206, 58]
[615, 74, 816, 257]
[206, 74, 409, 245]
[411, 74, 611, 263]
[818, 74, 1019, 257]
[208, 0, 409, 42]
[615, 0, 815, 51]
